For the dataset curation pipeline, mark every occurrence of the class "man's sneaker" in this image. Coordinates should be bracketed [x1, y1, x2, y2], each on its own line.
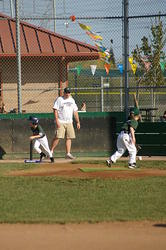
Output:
[50, 157, 54, 163]
[106, 159, 112, 167]
[65, 153, 76, 159]
[40, 152, 46, 162]
[128, 163, 136, 169]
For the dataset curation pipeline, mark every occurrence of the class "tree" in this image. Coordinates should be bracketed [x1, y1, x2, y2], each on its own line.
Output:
[132, 16, 166, 86]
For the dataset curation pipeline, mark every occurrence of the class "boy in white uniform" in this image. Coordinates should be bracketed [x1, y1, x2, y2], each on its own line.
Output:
[106, 107, 140, 169]
[28, 116, 54, 163]
[51, 87, 80, 159]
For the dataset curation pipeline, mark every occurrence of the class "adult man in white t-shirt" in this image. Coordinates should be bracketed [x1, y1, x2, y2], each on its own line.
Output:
[51, 87, 80, 159]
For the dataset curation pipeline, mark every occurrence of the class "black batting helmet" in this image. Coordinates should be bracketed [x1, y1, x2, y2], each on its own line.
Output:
[28, 116, 39, 125]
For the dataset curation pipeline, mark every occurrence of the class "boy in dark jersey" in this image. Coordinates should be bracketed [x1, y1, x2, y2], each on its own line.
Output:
[106, 107, 140, 169]
[28, 116, 54, 163]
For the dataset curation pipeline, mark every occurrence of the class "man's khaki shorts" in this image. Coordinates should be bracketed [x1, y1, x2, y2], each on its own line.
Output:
[55, 123, 76, 139]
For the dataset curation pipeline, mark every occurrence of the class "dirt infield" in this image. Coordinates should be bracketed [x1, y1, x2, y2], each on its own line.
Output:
[7, 160, 166, 179]
[0, 222, 166, 250]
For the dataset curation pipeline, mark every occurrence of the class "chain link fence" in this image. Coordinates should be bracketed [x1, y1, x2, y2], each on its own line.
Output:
[0, 0, 166, 120]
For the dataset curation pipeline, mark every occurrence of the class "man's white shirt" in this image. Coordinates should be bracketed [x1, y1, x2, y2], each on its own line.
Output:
[53, 96, 78, 123]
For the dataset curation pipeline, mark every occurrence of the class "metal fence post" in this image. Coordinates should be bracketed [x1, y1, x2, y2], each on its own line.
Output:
[123, 0, 129, 118]
[101, 76, 104, 112]
[74, 69, 78, 103]
[53, 0, 56, 32]
[15, 0, 22, 113]
[120, 76, 123, 111]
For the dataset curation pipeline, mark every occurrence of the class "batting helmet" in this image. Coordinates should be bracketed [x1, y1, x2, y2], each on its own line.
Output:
[28, 116, 39, 125]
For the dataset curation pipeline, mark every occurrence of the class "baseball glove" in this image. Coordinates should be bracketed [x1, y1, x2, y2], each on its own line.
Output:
[136, 144, 142, 152]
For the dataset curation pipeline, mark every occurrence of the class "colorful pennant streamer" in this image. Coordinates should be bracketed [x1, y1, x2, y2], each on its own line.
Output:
[129, 57, 133, 65]
[131, 64, 137, 75]
[160, 62, 166, 72]
[104, 63, 111, 75]
[78, 21, 114, 75]
[79, 23, 91, 31]
[117, 64, 123, 74]
[129, 56, 137, 74]
[86, 31, 103, 41]
[76, 65, 82, 76]
[90, 65, 97, 76]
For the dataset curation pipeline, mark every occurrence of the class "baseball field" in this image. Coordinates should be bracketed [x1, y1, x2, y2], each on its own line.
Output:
[0, 157, 166, 250]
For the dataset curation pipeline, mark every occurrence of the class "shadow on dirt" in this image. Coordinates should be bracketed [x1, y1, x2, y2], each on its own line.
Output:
[153, 223, 166, 228]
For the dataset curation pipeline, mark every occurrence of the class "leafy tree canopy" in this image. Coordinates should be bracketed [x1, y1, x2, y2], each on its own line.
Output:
[132, 16, 166, 86]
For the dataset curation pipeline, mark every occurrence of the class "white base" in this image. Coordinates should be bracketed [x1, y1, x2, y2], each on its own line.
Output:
[24, 159, 41, 163]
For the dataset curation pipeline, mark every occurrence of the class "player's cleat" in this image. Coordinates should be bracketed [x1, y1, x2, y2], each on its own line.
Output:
[106, 159, 112, 167]
[128, 163, 137, 169]
[40, 152, 46, 162]
[65, 153, 76, 159]
[50, 157, 54, 163]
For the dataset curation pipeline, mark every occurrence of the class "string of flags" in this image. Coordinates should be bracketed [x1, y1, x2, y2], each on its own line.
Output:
[78, 22, 113, 75]
[69, 16, 166, 76]
[69, 16, 113, 75]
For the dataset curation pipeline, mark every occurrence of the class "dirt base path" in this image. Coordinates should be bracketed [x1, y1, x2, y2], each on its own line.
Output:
[8, 161, 166, 179]
[0, 222, 166, 250]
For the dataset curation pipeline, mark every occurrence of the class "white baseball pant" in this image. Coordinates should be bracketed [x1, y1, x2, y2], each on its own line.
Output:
[111, 131, 137, 164]
[33, 135, 52, 158]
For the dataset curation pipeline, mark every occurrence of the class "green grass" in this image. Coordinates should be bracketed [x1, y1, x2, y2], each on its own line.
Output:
[79, 167, 128, 172]
[0, 162, 39, 176]
[0, 161, 166, 223]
